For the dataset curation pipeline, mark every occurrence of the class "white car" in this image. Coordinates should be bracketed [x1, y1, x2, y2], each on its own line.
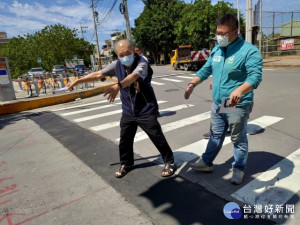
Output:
[28, 67, 45, 77]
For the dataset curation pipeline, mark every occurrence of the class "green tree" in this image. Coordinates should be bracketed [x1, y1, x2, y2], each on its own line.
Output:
[174, 0, 244, 49]
[0, 24, 94, 78]
[133, 0, 185, 63]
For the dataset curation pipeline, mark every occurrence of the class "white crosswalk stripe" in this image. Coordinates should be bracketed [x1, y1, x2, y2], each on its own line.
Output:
[151, 81, 165, 86]
[175, 75, 195, 79]
[51, 98, 120, 112]
[90, 104, 194, 131]
[116, 111, 211, 142]
[160, 78, 183, 83]
[74, 100, 167, 122]
[232, 147, 300, 207]
[61, 102, 122, 116]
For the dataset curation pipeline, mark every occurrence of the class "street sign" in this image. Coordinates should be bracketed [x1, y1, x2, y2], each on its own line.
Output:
[0, 57, 16, 100]
[37, 57, 41, 63]
[280, 39, 294, 51]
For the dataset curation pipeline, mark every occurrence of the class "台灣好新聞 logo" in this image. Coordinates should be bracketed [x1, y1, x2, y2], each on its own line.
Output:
[223, 202, 242, 219]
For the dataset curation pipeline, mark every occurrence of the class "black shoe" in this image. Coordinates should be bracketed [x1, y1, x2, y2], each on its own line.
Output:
[156, 111, 161, 117]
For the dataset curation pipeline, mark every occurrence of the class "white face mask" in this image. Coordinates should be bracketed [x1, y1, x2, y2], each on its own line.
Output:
[216, 35, 230, 47]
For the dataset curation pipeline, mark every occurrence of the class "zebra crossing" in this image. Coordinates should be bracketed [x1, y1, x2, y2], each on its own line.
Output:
[50, 73, 300, 216]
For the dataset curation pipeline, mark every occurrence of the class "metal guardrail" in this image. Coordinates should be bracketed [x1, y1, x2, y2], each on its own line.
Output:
[13, 74, 96, 98]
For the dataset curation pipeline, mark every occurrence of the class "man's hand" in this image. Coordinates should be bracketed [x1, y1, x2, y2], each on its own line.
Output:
[184, 83, 194, 100]
[104, 84, 120, 102]
[229, 88, 243, 107]
[66, 80, 76, 91]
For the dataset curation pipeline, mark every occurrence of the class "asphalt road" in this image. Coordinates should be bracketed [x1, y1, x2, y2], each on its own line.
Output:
[1, 66, 299, 225]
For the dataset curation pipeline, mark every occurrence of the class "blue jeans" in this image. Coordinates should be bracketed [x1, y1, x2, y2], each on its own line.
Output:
[202, 103, 253, 171]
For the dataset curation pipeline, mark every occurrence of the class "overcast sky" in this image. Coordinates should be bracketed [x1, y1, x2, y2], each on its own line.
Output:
[1, 0, 300, 48]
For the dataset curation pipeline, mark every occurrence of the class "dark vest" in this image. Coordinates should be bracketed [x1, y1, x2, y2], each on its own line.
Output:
[116, 54, 158, 116]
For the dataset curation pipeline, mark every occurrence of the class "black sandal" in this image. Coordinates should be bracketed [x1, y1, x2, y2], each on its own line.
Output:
[161, 163, 176, 177]
[115, 165, 132, 178]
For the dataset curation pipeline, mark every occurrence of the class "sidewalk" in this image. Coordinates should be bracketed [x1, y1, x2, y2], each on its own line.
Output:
[0, 113, 152, 225]
[263, 55, 300, 68]
[0, 77, 117, 115]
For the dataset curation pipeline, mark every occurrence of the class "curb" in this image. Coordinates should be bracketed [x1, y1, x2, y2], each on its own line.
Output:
[263, 64, 300, 68]
[0, 84, 115, 115]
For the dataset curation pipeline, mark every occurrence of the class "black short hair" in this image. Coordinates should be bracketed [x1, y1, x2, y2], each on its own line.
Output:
[216, 14, 238, 30]
[134, 46, 142, 50]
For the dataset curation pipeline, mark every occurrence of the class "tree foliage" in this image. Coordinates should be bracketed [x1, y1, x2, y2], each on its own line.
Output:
[0, 24, 94, 78]
[134, 0, 245, 61]
[133, 0, 185, 63]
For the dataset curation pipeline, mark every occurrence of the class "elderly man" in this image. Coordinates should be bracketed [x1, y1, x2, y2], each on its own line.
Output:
[184, 14, 262, 185]
[67, 39, 176, 178]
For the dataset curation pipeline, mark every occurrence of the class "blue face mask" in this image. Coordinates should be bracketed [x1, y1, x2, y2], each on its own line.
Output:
[119, 54, 134, 66]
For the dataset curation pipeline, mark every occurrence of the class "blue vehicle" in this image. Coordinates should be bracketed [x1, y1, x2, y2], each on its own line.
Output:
[74, 65, 87, 75]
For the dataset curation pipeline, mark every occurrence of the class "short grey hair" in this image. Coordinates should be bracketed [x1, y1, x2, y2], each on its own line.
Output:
[114, 39, 133, 53]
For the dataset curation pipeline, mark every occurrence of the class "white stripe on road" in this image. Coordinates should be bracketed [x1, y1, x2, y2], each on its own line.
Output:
[61, 102, 122, 116]
[162, 116, 284, 164]
[232, 147, 300, 207]
[90, 121, 120, 131]
[116, 111, 211, 142]
[151, 81, 165, 86]
[51, 98, 120, 112]
[90, 104, 194, 131]
[176, 75, 195, 79]
[247, 115, 284, 129]
[74, 101, 167, 123]
[161, 78, 183, 83]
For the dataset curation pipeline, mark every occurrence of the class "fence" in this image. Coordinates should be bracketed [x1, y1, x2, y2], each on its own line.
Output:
[14, 73, 95, 98]
[253, 3, 300, 57]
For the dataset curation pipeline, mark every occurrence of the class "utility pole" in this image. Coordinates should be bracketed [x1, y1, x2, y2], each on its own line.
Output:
[237, 0, 240, 33]
[121, 0, 132, 41]
[91, 0, 102, 70]
[246, 0, 252, 43]
[259, 0, 262, 52]
[80, 24, 88, 39]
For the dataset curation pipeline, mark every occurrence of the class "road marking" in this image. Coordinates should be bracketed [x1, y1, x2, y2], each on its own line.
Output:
[151, 81, 165, 86]
[161, 78, 183, 83]
[90, 104, 194, 131]
[51, 98, 120, 112]
[74, 101, 167, 122]
[116, 111, 211, 142]
[176, 75, 195, 79]
[156, 115, 284, 165]
[61, 103, 122, 116]
[232, 147, 300, 207]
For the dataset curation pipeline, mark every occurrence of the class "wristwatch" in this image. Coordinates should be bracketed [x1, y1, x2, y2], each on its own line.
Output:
[117, 82, 123, 89]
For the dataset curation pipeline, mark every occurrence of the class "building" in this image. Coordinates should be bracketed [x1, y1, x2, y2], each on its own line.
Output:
[0, 32, 9, 44]
[280, 20, 300, 37]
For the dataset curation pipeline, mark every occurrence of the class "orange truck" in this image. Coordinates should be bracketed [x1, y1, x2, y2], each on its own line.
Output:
[170, 45, 210, 71]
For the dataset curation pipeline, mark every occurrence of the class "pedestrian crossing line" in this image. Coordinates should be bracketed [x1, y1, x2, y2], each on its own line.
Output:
[61, 102, 122, 116]
[154, 73, 187, 79]
[51, 98, 120, 112]
[151, 81, 165, 86]
[155, 115, 284, 165]
[90, 104, 195, 132]
[116, 111, 211, 142]
[175, 75, 195, 79]
[160, 78, 183, 83]
[74, 100, 167, 123]
[247, 115, 284, 130]
[231, 147, 300, 207]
